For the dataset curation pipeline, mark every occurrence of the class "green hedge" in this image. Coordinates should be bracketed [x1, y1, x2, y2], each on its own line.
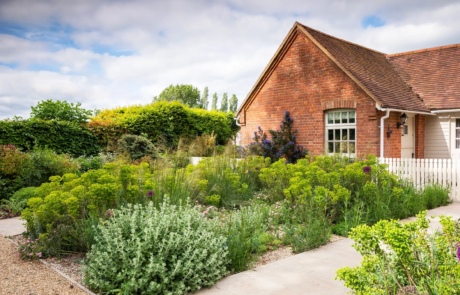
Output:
[0, 119, 100, 156]
[87, 101, 239, 147]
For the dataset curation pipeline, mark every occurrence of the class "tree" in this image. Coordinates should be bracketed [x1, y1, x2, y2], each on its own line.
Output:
[229, 94, 238, 113]
[211, 93, 218, 111]
[30, 100, 92, 124]
[220, 93, 228, 112]
[153, 84, 201, 107]
[201, 87, 209, 109]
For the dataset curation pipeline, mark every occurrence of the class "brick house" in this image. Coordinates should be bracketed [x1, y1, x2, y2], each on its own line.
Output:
[236, 22, 460, 159]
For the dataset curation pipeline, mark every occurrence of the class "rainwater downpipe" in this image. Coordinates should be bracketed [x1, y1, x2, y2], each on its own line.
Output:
[380, 109, 390, 158]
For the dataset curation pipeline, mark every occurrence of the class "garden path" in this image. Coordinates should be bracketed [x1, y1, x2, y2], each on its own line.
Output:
[193, 201, 460, 295]
[0, 217, 26, 236]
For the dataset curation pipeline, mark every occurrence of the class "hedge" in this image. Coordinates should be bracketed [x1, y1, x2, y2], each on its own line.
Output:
[0, 119, 100, 156]
[86, 101, 239, 147]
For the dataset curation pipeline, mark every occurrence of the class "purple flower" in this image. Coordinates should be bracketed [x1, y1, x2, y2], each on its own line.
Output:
[147, 190, 155, 197]
[363, 166, 371, 173]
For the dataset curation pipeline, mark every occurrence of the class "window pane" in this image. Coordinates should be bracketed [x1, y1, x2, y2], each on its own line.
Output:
[328, 129, 333, 140]
[341, 142, 348, 153]
[349, 142, 356, 153]
[342, 112, 348, 123]
[335, 142, 340, 153]
[349, 111, 355, 123]
[404, 125, 409, 135]
[335, 112, 340, 124]
[335, 129, 340, 140]
[457, 140, 460, 149]
[342, 129, 348, 140]
[457, 119, 460, 128]
[349, 129, 356, 140]
[328, 142, 334, 153]
[328, 113, 333, 124]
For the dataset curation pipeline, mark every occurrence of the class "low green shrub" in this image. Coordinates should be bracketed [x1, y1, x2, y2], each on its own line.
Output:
[0, 144, 30, 201]
[75, 156, 103, 174]
[262, 155, 451, 235]
[188, 155, 269, 207]
[84, 200, 228, 294]
[336, 211, 460, 295]
[2, 187, 37, 214]
[21, 161, 153, 237]
[27, 148, 79, 187]
[0, 118, 100, 156]
[0, 145, 79, 201]
[117, 134, 158, 160]
[216, 202, 271, 272]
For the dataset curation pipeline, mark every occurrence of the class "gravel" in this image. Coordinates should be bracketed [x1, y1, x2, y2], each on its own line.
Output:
[253, 234, 344, 268]
[0, 235, 88, 295]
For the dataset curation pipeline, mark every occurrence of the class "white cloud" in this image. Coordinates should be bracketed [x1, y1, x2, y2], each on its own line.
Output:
[0, 0, 460, 119]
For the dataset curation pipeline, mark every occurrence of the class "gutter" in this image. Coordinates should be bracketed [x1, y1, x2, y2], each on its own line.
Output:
[431, 109, 460, 113]
[377, 106, 390, 158]
[235, 115, 241, 127]
[376, 103, 439, 158]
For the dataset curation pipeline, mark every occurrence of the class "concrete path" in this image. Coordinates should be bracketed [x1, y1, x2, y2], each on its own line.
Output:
[194, 201, 460, 295]
[0, 217, 26, 236]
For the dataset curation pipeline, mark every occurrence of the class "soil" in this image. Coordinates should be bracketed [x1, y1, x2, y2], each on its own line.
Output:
[253, 234, 344, 268]
[3, 233, 345, 294]
[9, 234, 89, 288]
[0, 235, 88, 295]
[0, 208, 20, 220]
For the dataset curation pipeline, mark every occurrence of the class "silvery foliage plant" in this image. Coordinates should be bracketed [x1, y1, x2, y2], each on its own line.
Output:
[83, 199, 228, 294]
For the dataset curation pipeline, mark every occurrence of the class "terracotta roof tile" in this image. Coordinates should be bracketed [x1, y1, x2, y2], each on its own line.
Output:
[388, 45, 460, 109]
[300, 24, 430, 112]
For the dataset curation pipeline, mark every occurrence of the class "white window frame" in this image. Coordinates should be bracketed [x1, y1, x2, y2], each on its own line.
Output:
[325, 109, 356, 156]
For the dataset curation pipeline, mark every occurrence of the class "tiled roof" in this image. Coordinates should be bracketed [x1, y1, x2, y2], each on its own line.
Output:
[387, 44, 460, 110]
[300, 24, 430, 112]
[237, 22, 459, 116]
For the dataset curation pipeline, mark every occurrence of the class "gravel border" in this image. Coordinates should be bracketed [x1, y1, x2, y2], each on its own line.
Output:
[3, 235, 95, 295]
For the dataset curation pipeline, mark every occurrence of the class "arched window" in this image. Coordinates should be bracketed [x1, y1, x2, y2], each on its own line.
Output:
[325, 110, 356, 156]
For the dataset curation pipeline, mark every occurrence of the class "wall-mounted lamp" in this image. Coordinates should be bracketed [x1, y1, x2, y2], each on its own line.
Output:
[397, 113, 408, 129]
[387, 124, 393, 138]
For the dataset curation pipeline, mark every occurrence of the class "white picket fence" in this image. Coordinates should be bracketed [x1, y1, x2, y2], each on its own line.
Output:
[380, 158, 460, 201]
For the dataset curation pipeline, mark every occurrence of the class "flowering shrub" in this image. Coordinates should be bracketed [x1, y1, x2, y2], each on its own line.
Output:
[336, 211, 460, 295]
[21, 162, 153, 237]
[187, 155, 269, 207]
[239, 111, 307, 163]
[17, 238, 42, 260]
[260, 155, 451, 233]
[84, 200, 228, 294]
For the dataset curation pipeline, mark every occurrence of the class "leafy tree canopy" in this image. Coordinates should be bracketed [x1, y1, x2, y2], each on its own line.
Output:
[30, 99, 93, 124]
[153, 84, 201, 108]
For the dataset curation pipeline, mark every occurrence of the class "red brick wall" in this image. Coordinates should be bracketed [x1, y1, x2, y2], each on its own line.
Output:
[240, 32, 380, 158]
[376, 111, 402, 158]
[414, 114, 425, 158]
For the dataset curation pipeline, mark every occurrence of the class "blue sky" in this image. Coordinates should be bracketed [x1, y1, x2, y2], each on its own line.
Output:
[1, 0, 460, 119]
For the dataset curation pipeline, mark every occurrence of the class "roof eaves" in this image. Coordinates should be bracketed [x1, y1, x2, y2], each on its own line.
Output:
[386, 43, 460, 58]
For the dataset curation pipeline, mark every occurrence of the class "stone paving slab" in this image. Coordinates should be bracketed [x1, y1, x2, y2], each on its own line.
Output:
[194, 201, 460, 295]
[0, 217, 26, 236]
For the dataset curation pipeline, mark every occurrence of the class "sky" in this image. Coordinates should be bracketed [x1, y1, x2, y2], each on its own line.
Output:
[1, 0, 460, 119]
